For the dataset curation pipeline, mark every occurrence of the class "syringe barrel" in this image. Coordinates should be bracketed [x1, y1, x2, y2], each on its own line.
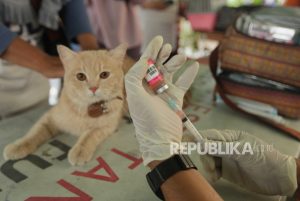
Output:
[160, 93, 204, 141]
[184, 119, 204, 141]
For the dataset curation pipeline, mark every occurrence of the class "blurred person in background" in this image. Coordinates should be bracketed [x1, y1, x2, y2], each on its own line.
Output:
[139, 0, 180, 55]
[85, 0, 173, 60]
[0, 0, 99, 118]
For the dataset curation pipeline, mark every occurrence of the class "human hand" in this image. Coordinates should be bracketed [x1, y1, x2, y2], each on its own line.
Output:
[77, 33, 99, 51]
[125, 36, 199, 166]
[198, 129, 297, 196]
[38, 55, 64, 78]
[0, 37, 64, 78]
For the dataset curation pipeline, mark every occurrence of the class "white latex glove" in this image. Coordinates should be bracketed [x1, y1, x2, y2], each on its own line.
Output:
[199, 129, 298, 196]
[125, 36, 199, 165]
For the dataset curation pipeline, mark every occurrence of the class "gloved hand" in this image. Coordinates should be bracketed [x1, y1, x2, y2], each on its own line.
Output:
[198, 129, 298, 196]
[125, 36, 199, 166]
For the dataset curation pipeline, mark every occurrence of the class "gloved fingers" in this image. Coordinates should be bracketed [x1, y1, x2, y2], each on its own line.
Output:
[125, 36, 163, 84]
[162, 54, 187, 81]
[161, 59, 196, 105]
[157, 43, 172, 65]
[140, 35, 164, 61]
[174, 61, 199, 92]
[198, 129, 242, 159]
[200, 130, 255, 161]
[200, 129, 228, 142]
[200, 129, 241, 142]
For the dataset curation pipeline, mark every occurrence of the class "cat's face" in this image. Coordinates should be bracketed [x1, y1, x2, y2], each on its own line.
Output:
[57, 45, 127, 105]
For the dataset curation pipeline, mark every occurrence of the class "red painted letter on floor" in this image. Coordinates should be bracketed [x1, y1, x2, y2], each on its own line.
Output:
[72, 157, 118, 182]
[111, 148, 143, 169]
[25, 179, 92, 201]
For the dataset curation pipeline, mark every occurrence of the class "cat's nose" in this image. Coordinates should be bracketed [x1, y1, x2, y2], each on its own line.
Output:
[89, 86, 98, 93]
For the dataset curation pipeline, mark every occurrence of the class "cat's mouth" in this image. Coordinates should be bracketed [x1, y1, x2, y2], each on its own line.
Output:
[88, 91, 104, 99]
[89, 95, 123, 107]
[88, 91, 122, 103]
[89, 94, 104, 102]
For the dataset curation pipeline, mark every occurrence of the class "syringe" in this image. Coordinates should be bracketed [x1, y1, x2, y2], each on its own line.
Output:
[160, 92, 204, 141]
[145, 59, 204, 141]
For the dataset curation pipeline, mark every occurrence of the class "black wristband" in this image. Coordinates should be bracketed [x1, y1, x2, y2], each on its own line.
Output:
[146, 155, 197, 200]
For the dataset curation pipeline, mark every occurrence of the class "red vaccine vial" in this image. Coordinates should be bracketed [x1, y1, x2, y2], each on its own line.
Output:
[145, 59, 169, 94]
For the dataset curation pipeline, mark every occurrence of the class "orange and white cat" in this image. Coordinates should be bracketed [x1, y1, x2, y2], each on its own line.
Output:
[3, 44, 130, 166]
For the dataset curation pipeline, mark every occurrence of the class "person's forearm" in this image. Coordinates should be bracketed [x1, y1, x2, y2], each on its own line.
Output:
[77, 33, 99, 50]
[142, 0, 169, 10]
[0, 37, 63, 78]
[1, 37, 51, 71]
[148, 161, 223, 201]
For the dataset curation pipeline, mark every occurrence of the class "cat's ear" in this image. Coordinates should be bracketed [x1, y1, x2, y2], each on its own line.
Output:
[108, 43, 128, 61]
[57, 45, 77, 65]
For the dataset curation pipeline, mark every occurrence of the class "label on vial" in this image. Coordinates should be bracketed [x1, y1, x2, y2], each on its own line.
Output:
[145, 65, 160, 82]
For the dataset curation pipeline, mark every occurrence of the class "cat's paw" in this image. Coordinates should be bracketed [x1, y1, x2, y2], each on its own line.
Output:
[68, 145, 94, 166]
[3, 142, 33, 160]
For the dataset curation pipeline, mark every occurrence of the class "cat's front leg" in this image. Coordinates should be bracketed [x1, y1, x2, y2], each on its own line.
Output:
[68, 128, 110, 166]
[3, 113, 59, 160]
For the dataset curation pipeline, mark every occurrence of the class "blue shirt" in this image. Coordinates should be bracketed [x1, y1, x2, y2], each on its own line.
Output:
[0, 0, 92, 55]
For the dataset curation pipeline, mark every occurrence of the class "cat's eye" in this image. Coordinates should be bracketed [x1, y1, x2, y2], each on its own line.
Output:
[76, 73, 86, 81]
[100, 71, 110, 79]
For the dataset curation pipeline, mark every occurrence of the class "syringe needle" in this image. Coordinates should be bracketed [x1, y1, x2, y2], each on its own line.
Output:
[159, 92, 204, 141]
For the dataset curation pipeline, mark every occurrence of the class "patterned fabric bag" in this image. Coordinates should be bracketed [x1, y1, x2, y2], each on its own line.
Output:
[210, 7, 300, 139]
